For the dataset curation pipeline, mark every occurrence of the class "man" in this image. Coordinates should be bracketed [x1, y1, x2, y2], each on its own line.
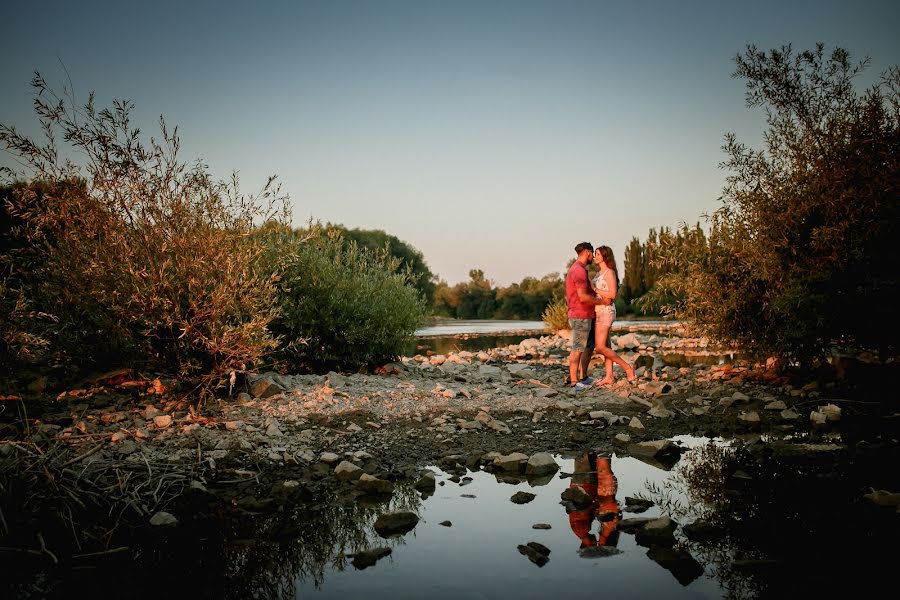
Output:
[566, 242, 611, 390]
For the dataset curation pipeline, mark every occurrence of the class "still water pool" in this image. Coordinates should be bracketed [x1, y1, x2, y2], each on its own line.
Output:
[299, 437, 725, 599]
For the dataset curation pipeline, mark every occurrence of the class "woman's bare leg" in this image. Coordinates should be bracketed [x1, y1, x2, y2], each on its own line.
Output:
[595, 322, 635, 383]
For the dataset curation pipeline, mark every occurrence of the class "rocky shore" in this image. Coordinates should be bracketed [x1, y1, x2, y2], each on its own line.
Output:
[1, 328, 897, 574]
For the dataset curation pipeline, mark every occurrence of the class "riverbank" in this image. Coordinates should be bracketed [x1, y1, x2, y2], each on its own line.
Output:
[1, 330, 898, 596]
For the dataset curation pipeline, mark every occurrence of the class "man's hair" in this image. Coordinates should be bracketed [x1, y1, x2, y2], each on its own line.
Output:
[574, 242, 594, 254]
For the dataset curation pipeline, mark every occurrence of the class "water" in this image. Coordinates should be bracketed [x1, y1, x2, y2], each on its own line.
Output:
[300, 443, 724, 599]
[11, 435, 897, 598]
[408, 319, 682, 357]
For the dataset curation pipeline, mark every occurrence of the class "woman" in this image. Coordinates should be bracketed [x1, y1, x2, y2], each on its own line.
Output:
[592, 245, 636, 384]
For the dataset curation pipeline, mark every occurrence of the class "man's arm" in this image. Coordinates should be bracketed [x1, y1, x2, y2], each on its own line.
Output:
[577, 287, 611, 306]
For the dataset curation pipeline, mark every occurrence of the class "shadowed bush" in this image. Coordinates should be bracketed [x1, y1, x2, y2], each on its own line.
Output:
[0, 75, 288, 388]
[260, 224, 425, 371]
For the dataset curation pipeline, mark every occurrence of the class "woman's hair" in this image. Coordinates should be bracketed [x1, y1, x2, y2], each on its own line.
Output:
[596, 245, 619, 283]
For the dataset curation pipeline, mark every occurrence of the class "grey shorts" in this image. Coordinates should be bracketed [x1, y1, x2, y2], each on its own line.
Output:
[568, 318, 596, 353]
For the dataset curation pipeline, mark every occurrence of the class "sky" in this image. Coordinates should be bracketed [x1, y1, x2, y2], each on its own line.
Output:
[2, 0, 898, 286]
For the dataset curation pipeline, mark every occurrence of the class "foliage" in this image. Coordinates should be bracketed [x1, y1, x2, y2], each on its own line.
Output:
[325, 223, 437, 304]
[0, 75, 288, 387]
[627, 223, 707, 316]
[433, 270, 563, 320]
[541, 295, 569, 332]
[649, 44, 900, 366]
[260, 224, 425, 371]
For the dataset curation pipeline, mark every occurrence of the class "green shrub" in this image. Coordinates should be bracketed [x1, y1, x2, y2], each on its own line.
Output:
[0, 76, 287, 387]
[648, 45, 899, 367]
[262, 225, 425, 370]
[542, 296, 569, 332]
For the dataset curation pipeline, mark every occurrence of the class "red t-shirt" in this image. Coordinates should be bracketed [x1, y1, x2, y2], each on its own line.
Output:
[566, 262, 595, 318]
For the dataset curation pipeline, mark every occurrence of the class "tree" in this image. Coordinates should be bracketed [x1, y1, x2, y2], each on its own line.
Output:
[653, 44, 899, 367]
[326, 224, 437, 304]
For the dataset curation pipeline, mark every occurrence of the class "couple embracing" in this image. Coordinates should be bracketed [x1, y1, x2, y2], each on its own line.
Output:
[565, 242, 636, 391]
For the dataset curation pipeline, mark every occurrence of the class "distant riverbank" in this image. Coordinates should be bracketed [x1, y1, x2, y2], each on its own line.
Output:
[415, 318, 680, 338]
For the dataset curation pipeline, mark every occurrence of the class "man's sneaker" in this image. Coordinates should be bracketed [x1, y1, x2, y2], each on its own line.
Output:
[579, 376, 594, 385]
[571, 381, 589, 393]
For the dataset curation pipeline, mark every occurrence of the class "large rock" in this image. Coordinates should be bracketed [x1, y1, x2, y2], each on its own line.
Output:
[374, 511, 419, 537]
[494, 452, 528, 472]
[249, 377, 286, 399]
[507, 364, 536, 379]
[525, 453, 560, 476]
[334, 461, 363, 480]
[561, 486, 593, 509]
[615, 333, 641, 350]
[646, 546, 704, 586]
[355, 473, 395, 495]
[350, 547, 392, 570]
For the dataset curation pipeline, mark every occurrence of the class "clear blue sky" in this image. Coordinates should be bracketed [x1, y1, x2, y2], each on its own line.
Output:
[2, 0, 898, 285]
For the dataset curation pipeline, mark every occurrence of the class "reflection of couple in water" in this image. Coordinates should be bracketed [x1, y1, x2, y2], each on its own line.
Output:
[568, 451, 621, 549]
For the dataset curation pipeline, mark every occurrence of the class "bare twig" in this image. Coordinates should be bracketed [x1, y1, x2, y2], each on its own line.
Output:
[72, 546, 129, 559]
[37, 532, 58, 565]
[57, 442, 104, 469]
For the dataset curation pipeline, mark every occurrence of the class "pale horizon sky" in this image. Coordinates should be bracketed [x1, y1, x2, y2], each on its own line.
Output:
[2, 0, 898, 286]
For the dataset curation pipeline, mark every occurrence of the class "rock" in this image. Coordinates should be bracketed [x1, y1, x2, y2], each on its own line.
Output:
[319, 452, 340, 464]
[781, 409, 800, 420]
[439, 521, 452, 527]
[810, 411, 827, 425]
[356, 473, 395, 495]
[628, 440, 682, 466]
[643, 381, 673, 396]
[153, 415, 173, 429]
[646, 545, 704, 586]
[764, 400, 787, 410]
[692, 406, 710, 415]
[517, 542, 551, 567]
[629, 396, 652, 409]
[532, 523, 552, 530]
[525, 452, 559, 476]
[561, 486, 593, 509]
[614, 433, 631, 445]
[511, 491, 537, 504]
[149, 511, 178, 527]
[682, 520, 723, 542]
[615, 333, 641, 350]
[265, 418, 284, 437]
[414, 471, 436, 491]
[818, 403, 842, 421]
[350, 547, 392, 570]
[731, 391, 750, 402]
[579, 545, 623, 558]
[487, 420, 511, 434]
[507, 364, 536, 379]
[334, 461, 363, 480]
[117, 440, 137, 455]
[225, 420, 243, 431]
[634, 516, 678, 547]
[249, 377, 285, 399]
[629, 417, 645, 430]
[495, 452, 528, 472]
[143, 405, 163, 420]
[374, 512, 419, 537]
[863, 489, 900, 506]
[347, 423, 363, 432]
[738, 411, 760, 423]
[478, 365, 502, 378]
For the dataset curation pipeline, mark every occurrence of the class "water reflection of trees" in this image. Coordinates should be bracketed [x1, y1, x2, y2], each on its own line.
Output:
[641, 440, 899, 599]
[642, 442, 761, 599]
[168, 483, 423, 599]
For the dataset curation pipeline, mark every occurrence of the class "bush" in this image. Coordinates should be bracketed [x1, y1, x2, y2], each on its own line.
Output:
[542, 296, 569, 332]
[261, 225, 425, 370]
[0, 75, 287, 387]
[650, 45, 899, 367]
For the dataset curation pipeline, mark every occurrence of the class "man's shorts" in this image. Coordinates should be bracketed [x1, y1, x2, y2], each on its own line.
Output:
[568, 318, 596, 353]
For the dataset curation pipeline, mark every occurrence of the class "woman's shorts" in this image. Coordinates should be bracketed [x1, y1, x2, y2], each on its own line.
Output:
[568, 318, 596, 352]
[595, 305, 616, 329]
